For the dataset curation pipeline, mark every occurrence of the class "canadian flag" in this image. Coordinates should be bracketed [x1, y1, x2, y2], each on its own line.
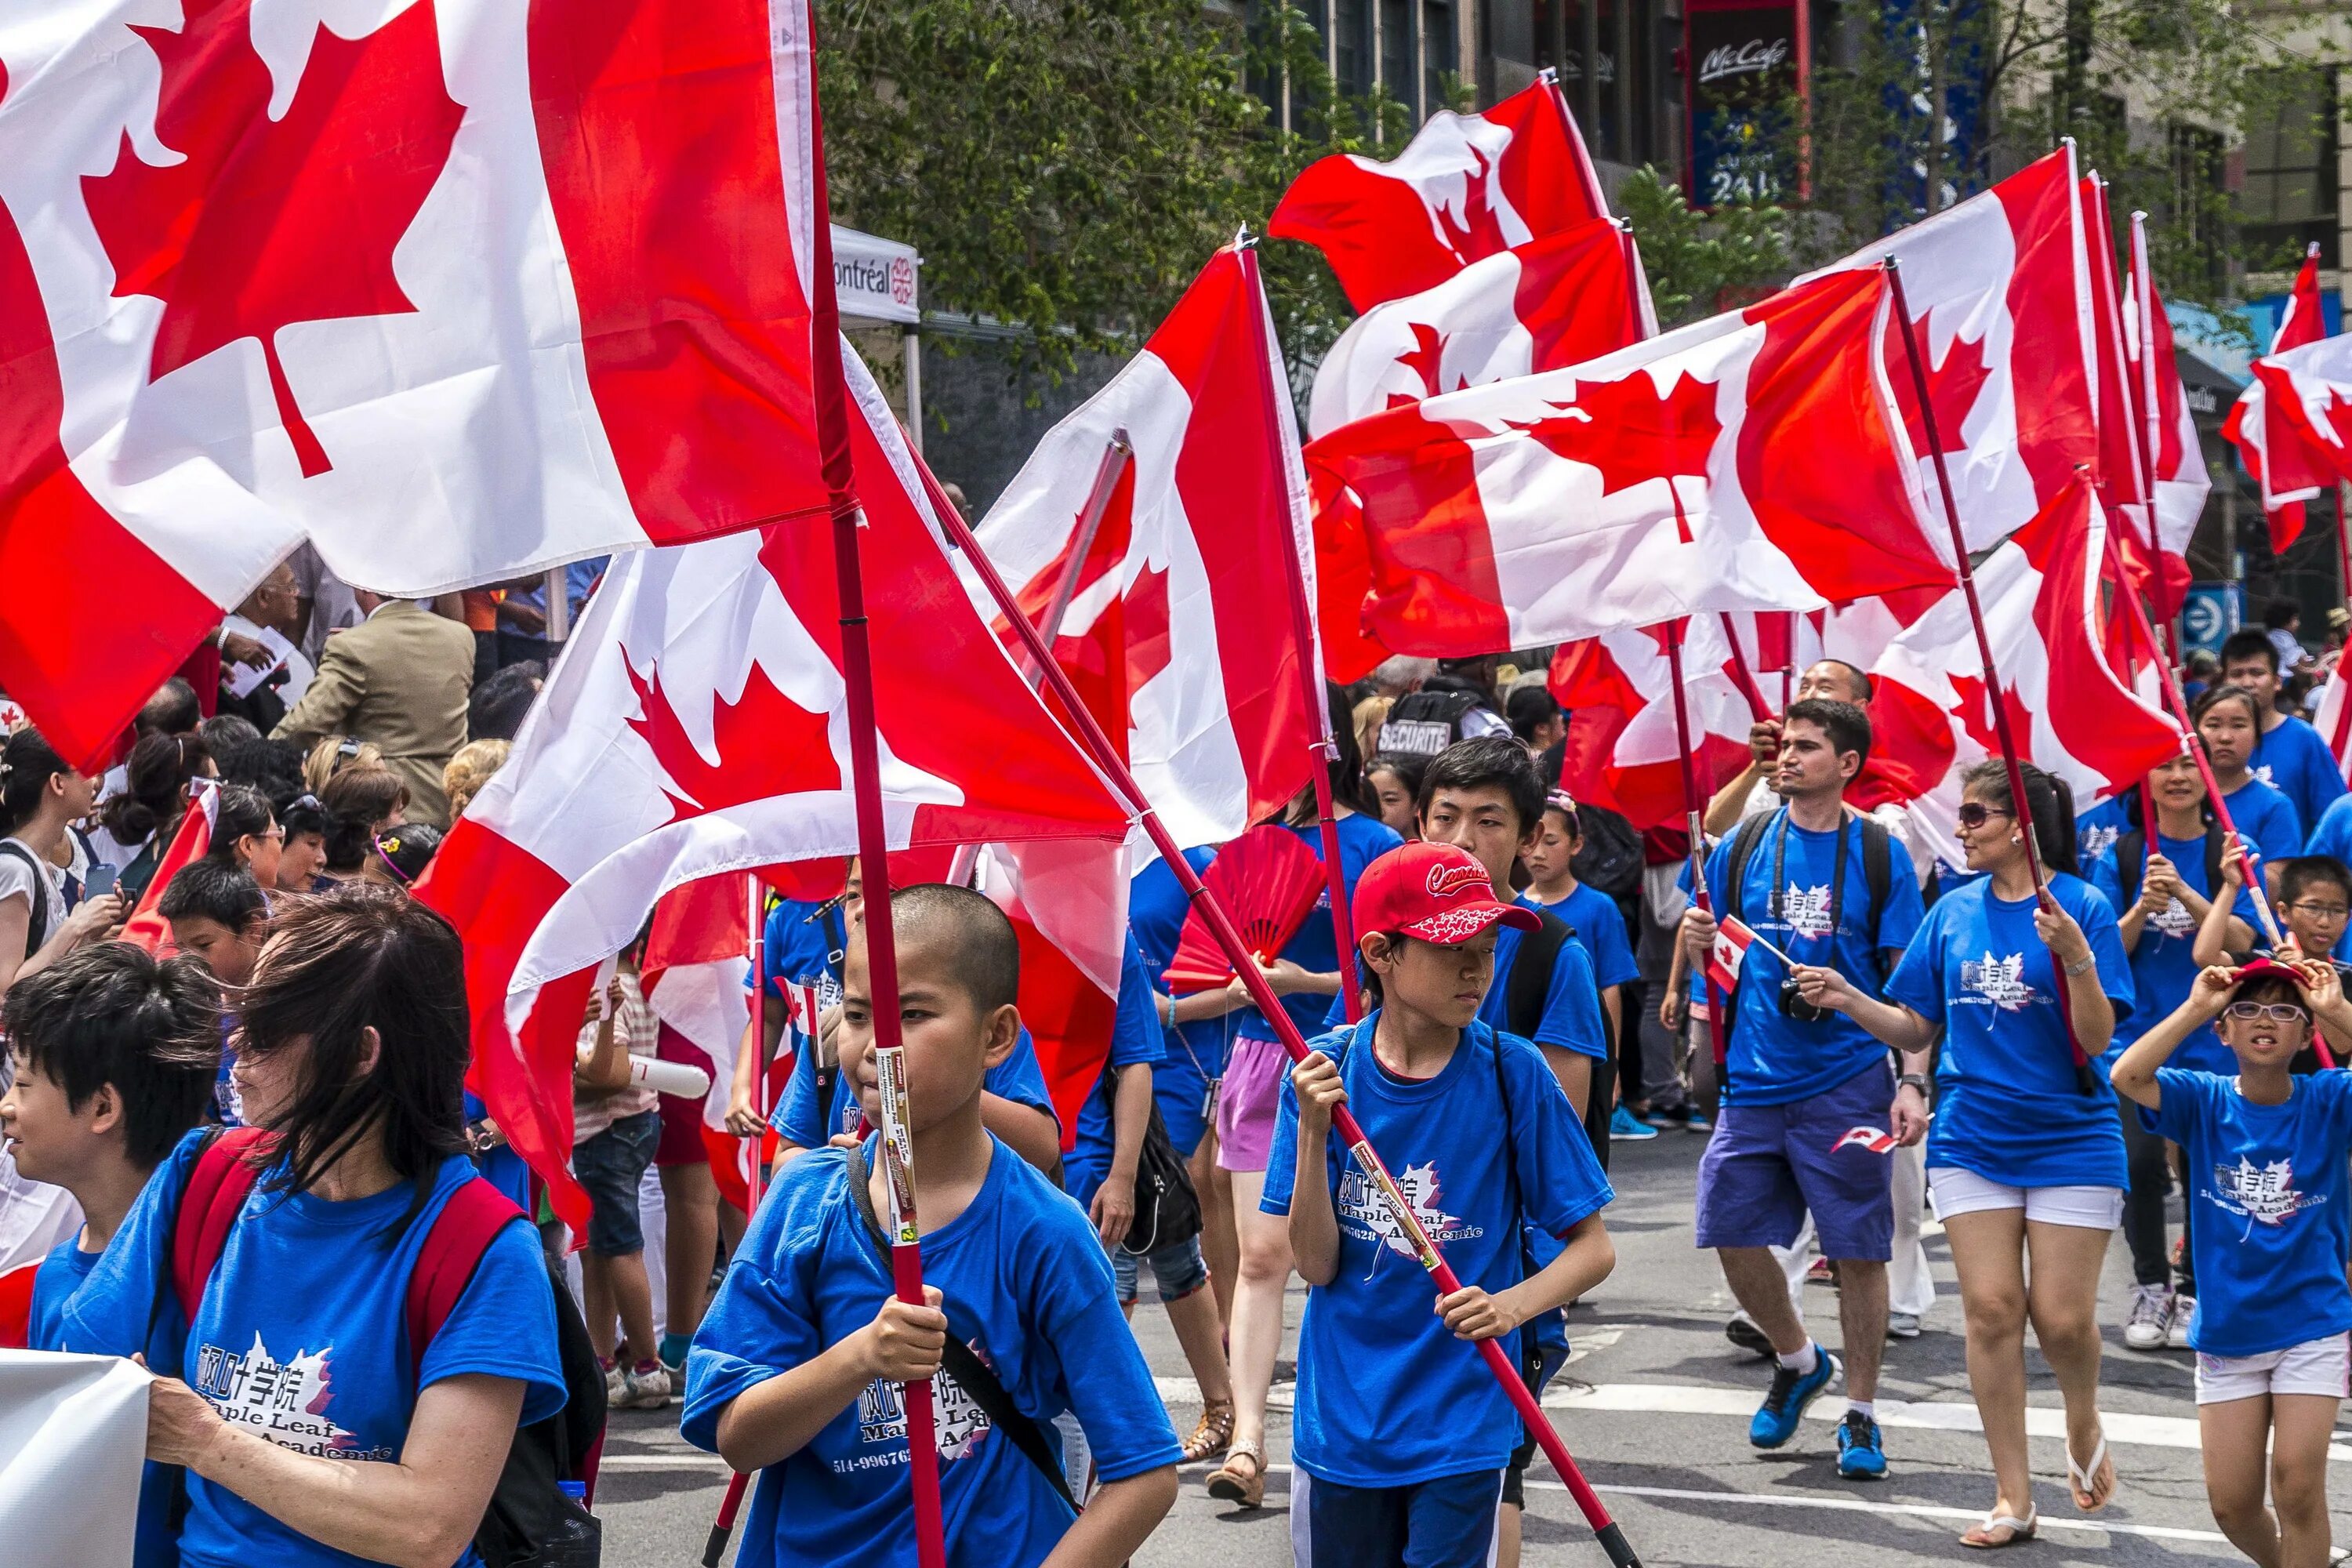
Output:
[2314, 662, 2352, 789]
[1269, 76, 1606, 312]
[120, 780, 217, 953]
[0, 0, 842, 767]
[1305, 265, 1953, 655]
[1306, 218, 1653, 439]
[1802, 146, 2099, 554]
[416, 344, 1130, 1227]
[2122, 210, 2212, 615]
[1849, 476, 2183, 870]
[1706, 913, 1761, 996]
[960, 246, 1320, 851]
[2223, 245, 2330, 552]
[1547, 615, 1773, 832]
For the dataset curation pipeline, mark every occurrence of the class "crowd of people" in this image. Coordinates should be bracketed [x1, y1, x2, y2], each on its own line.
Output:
[11, 588, 2352, 1568]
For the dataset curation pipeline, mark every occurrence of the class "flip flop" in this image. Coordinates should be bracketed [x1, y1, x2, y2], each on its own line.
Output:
[2067, 1433, 2114, 1513]
[1960, 1507, 2039, 1549]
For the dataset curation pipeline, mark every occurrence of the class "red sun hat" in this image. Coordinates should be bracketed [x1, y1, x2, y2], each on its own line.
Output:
[1352, 841, 1542, 946]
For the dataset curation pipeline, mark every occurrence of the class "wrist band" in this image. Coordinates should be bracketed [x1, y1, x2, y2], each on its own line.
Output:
[2063, 953, 2096, 977]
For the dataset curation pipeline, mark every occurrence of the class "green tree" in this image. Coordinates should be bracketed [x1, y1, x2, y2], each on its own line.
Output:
[1616, 169, 1794, 329]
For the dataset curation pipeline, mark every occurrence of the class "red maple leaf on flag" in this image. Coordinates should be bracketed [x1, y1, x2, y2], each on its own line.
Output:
[1511, 372, 1723, 497]
[82, 0, 466, 477]
[1431, 148, 1510, 261]
[1386, 321, 1450, 408]
[1881, 311, 1993, 459]
[623, 659, 840, 824]
[1949, 672, 2037, 761]
[1124, 562, 1174, 693]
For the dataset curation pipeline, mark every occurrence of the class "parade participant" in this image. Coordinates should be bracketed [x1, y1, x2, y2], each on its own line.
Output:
[1797, 761, 2130, 1544]
[1700, 660, 1876, 837]
[201, 784, 283, 891]
[1363, 751, 1428, 840]
[2194, 684, 2306, 871]
[0, 728, 122, 996]
[2112, 961, 2352, 1568]
[2091, 750, 2257, 1352]
[2221, 628, 2347, 837]
[1523, 790, 1646, 1141]
[1269, 841, 1614, 1568]
[61, 885, 568, 1568]
[2, 942, 220, 1568]
[574, 949, 669, 1410]
[684, 884, 1180, 1568]
[2194, 854, 2352, 1065]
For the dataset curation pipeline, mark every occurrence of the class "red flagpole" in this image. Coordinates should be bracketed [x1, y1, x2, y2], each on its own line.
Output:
[1715, 612, 1774, 724]
[1886, 259, 2091, 1080]
[706, 873, 772, 1566]
[926, 465, 1641, 1568]
[1664, 617, 1733, 1074]
[1238, 242, 1363, 1020]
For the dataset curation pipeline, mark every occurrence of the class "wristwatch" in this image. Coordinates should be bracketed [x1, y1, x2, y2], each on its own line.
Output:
[1897, 1073, 1930, 1094]
[2063, 953, 2096, 977]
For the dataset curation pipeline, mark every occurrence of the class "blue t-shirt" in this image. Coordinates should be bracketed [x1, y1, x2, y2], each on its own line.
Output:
[1886, 873, 2134, 1189]
[31, 1238, 179, 1568]
[1530, 883, 1640, 993]
[1128, 848, 1232, 1154]
[1684, 811, 1927, 1105]
[2075, 797, 2132, 869]
[2148, 1068, 2352, 1356]
[750, 897, 849, 1013]
[1062, 938, 1164, 1211]
[1321, 891, 1610, 1061]
[771, 1026, 1058, 1149]
[2091, 833, 2264, 1076]
[2221, 776, 2306, 866]
[61, 1138, 566, 1568]
[1261, 1017, 1612, 1487]
[2252, 717, 2348, 842]
[463, 1088, 533, 1211]
[1234, 814, 1404, 1046]
[681, 1138, 1180, 1568]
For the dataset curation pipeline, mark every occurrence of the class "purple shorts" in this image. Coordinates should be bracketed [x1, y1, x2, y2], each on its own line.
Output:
[1694, 1060, 1895, 1261]
[1216, 1034, 1291, 1174]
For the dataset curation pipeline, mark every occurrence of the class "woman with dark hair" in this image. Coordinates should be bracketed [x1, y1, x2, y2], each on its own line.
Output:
[363, 824, 444, 890]
[0, 729, 122, 993]
[203, 784, 283, 891]
[274, 793, 331, 894]
[1795, 760, 2133, 1544]
[98, 732, 216, 892]
[318, 767, 409, 880]
[1362, 752, 1428, 840]
[62, 884, 566, 1568]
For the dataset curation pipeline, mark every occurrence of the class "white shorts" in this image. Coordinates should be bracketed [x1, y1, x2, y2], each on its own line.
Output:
[2195, 1333, 2352, 1405]
[1927, 1166, 2124, 1231]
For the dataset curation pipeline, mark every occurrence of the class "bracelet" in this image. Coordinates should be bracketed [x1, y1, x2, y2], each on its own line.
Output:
[2063, 953, 2096, 977]
[1159, 993, 1177, 1029]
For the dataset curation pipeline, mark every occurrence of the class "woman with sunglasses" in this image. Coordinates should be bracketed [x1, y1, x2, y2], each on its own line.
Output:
[1791, 760, 2133, 1547]
[2194, 685, 2307, 876]
[2112, 960, 2352, 1568]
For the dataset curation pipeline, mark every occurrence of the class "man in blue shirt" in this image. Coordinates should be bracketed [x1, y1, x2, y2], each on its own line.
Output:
[2222, 629, 2347, 837]
[1679, 699, 1926, 1480]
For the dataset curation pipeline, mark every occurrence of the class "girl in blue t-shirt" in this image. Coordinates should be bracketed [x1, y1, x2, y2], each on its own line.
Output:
[1793, 761, 2129, 1548]
[61, 885, 567, 1568]
[2196, 684, 2307, 877]
[2112, 960, 2352, 1568]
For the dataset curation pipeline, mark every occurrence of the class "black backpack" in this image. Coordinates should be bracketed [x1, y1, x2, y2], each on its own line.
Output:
[1379, 679, 1499, 757]
[1567, 803, 1643, 899]
[0, 839, 49, 957]
[1715, 810, 1896, 1041]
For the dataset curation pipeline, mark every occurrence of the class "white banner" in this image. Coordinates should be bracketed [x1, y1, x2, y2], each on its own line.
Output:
[0, 1351, 151, 1568]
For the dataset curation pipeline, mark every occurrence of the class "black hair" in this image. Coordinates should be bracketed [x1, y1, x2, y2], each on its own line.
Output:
[1323, 681, 1374, 816]
[136, 678, 201, 738]
[2, 943, 220, 1167]
[2191, 681, 2264, 731]
[891, 883, 1021, 1013]
[197, 713, 261, 752]
[1958, 759, 2079, 877]
[1417, 734, 1547, 839]
[0, 728, 71, 836]
[1814, 659, 1875, 702]
[1784, 698, 1873, 771]
[319, 768, 408, 873]
[2218, 629, 2280, 674]
[1504, 684, 1563, 743]
[203, 784, 276, 865]
[2278, 856, 2352, 908]
[99, 731, 210, 847]
[370, 823, 443, 887]
[2231, 970, 2308, 1013]
[235, 884, 470, 1214]
[469, 661, 545, 742]
[1363, 750, 1430, 804]
[278, 791, 328, 844]
[213, 737, 307, 798]
[158, 858, 268, 932]
[2263, 598, 2301, 633]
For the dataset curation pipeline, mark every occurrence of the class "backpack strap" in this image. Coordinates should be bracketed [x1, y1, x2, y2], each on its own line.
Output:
[1713, 813, 1777, 1038]
[2116, 831, 2146, 911]
[1858, 816, 1893, 980]
[405, 1178, 526, 1374]
[0, 840, 49, 956]
[169, 1127, 275, 1319]
[1504, 912, 1573, 1041]
[2204, 822, 2227, 899]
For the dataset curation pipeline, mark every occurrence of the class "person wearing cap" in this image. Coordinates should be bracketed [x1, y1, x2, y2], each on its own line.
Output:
[1265, 840, 1614, 1568]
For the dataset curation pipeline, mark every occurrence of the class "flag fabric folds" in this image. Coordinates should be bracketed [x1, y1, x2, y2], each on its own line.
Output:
[1547, 615, 1768, 832]
[2120, 212, 2210, 616]
[2223, 245, 2329, 552]
[0, 1350, 153, 1568]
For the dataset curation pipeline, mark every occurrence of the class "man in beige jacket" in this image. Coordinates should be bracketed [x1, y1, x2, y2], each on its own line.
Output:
[273, 591, 476, 827]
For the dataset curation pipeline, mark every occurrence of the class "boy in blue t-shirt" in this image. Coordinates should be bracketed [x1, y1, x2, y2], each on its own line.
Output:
[1522, 789, 1646, 1141]
[0, 943, 219, 1568]
[1268, 841, 1613, 1568]
[684, 884, 1179, 1568]
[2112, 959, 2352, 1568]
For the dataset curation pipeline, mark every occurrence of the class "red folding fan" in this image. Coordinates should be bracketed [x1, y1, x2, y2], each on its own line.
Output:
[1163, 825, 1329, 993]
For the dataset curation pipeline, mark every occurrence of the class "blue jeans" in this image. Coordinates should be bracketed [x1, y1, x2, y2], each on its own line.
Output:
[573, 1110, 659, 1256]
[1109, 1232, 1210, 1307]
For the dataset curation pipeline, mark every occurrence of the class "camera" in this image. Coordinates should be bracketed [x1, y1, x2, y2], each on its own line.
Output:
[1779, 978, 1833, 1023]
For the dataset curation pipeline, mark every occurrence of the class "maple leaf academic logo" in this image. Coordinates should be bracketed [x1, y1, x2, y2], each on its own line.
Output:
[1780, 884, 1835, 940]
[83, 0, 466, 477]
[2210, 1156, 2319, 1227]
[1338, 1160, 1482, 1266]
[1509, 372, 1722, 499]
[1959, 952, 2034, 1011]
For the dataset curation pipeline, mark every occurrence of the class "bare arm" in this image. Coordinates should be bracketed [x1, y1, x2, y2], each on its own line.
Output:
[1787, 964, 1940, 1055]
[0, 892, 124, 993]
[574, 980, 630, 1094]
[1436, 1210, 1614, 1343]
[1040, 1466, 1179, 1568]
[2111, 967, 2238, 1109]
[1087, 1062, 1153, 1247]
[1702, 721, 1778, 837]
[2192, 840, 2255, 967]
[713, 1289, 946, 1472]
[1172, 976, 1249, 1023]
[2037, 901, 2117, 1054]
[1286, 1051, 1344, 1287]
[725, 1004, 788, 1136]
[982, 1091, 1064, 1176]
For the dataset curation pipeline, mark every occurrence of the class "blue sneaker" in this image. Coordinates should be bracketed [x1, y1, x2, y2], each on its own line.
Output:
[1685, 1110, 1712, 1131]
[1835, 1410, 1886, 1479]
[1748, 1347, 1839, 1449]
[1609, 1105, 1659, 1141]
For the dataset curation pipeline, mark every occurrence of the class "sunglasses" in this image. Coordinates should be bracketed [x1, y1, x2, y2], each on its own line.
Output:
[1955, 802, 2015, 829]
[2223, 1002, 2310, 1023]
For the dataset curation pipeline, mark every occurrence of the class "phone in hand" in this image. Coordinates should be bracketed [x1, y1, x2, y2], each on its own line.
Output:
[82, 863, 118, 901]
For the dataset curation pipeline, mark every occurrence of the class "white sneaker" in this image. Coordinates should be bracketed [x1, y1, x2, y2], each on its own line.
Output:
[1886, 1311, 1922, 1340]
[615, 1361, 673, 1410]
[2167, 1295, 2197, 1349]
[2122, 1283, 2172, 1351]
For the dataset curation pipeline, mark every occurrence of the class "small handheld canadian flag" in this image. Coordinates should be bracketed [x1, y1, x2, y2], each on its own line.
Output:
[1832, 1126, 1900, 1156]
[1706, 913, 1762, 995]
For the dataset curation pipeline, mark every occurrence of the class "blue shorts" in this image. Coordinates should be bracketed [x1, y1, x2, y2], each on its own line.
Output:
[1110, 1232, 1210, 1307]
[1293, 1467, 1502, 1568]
[573, 1109, 660, 1256]
[1694, 1059, 1895, 1261]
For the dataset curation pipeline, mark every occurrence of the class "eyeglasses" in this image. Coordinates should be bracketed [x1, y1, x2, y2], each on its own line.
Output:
[2289, 902, 2350, 920]
[1955, 803, 2015, 829]
[2223, 1002, 2310, 1023]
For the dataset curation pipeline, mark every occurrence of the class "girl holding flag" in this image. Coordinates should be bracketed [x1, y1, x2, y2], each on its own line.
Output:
[2194, 686, 2307, 874]
[1793, 761, 2133, 1547]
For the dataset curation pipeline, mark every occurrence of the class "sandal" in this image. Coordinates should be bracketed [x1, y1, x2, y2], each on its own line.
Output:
[1181, 1398, 1235, 1464]
[1206, 1438, 1265, 1509]
[1959, 1506, 2039, 1549]
[2067, 1432, 2114, 1513]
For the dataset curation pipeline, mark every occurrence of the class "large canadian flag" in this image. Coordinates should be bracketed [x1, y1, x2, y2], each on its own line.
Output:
[1801, 146, 2099, 554]
[2226, 249, 2338, 553]
[0, 0, 840, 766]
[418, 344, 1130, 1226]
[2122, 210, 2211, 614]
[1269, 75, 1606, 312]
[1304, 266, 1953, 655]
[960, 246, 1319, 851]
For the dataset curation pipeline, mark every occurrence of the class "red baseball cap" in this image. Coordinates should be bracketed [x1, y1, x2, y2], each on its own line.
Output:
[1352, 841, 1542, 946]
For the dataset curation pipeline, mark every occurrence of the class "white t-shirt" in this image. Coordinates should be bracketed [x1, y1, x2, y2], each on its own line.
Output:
[0, 834, 84, 956]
